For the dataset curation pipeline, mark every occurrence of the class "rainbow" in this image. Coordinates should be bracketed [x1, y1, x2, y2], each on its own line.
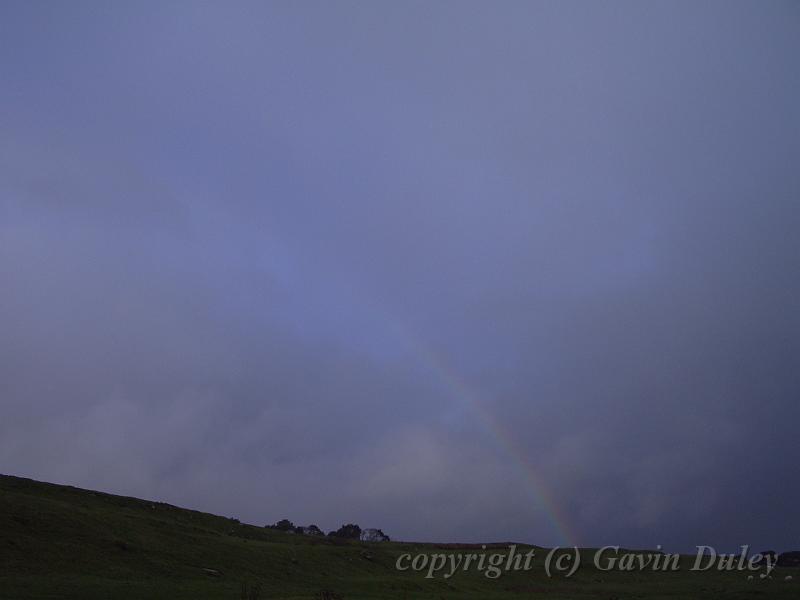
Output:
[398, 330, 579, 547]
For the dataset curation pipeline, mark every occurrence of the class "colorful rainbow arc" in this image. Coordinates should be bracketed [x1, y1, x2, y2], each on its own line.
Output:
[399, 330, 578, 548]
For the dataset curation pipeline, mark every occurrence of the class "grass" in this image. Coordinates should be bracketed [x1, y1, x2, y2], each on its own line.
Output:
[0, 474, 796, 599]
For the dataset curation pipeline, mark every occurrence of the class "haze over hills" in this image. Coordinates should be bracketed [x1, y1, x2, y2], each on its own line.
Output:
[2, 1, 800, 554]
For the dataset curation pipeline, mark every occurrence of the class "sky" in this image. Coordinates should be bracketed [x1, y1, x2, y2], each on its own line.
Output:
[1, 1, 799, 553]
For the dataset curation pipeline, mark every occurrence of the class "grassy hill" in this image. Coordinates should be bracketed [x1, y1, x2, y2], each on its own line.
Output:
[0, 474, 795, 599]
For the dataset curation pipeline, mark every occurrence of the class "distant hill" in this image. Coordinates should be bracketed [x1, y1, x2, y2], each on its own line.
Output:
[0, 474, 796, 599]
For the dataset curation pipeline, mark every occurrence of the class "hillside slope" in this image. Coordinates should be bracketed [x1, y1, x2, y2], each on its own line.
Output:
[0, 474, 795, 599]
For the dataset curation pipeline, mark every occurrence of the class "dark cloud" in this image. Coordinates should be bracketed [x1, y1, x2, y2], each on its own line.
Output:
[1, 1, 798, 552]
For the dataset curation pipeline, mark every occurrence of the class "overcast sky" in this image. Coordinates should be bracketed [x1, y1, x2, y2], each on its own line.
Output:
[1, 1, 799, 552]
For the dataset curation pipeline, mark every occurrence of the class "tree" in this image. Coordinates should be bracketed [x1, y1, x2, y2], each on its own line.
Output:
[303, 524, 324, 536]
[360, 528, 390, 542]
[328, 523, 361, 540]
[268, 519, 295, 532]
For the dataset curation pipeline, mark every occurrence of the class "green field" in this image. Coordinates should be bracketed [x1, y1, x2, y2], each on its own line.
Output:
[1, 474, 795, 599]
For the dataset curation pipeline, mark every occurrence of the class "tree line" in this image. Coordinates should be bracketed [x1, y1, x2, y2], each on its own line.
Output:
[266, 519, 390, 542]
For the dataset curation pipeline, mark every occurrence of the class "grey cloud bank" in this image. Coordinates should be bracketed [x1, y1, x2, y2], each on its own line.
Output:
[1, 1, 799, 552]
